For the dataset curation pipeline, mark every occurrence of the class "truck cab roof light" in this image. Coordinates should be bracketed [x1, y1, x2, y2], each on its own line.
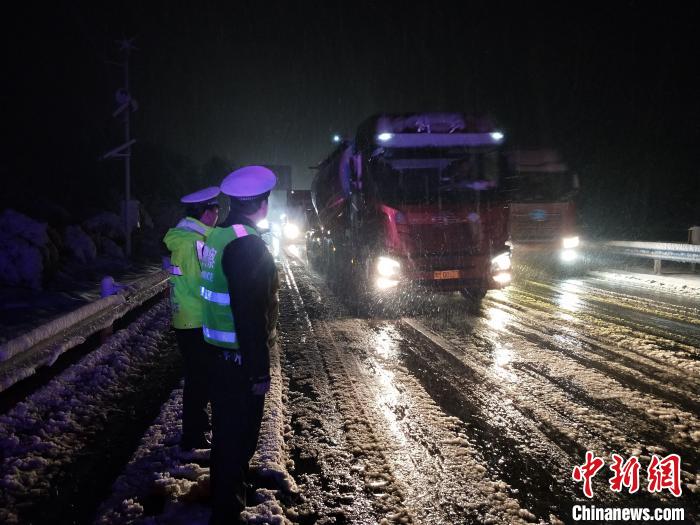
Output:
[375, 133, 504, 148]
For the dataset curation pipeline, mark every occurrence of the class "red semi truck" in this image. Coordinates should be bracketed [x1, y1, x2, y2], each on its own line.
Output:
[307, 113, 512, 304]
[507, 149, 581, 266]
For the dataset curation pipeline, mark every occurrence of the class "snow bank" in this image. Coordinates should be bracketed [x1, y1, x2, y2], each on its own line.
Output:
[0, 209, 48, 243]
[0, 209, 49, 289]
[0, 301, 172, 524]
[589, 270, 700, 299]
[94, 387, 204, 525]
[64, 225, 97, 263]
[83, 212, 125, 240]
[82, 212, 127, 258]
[101, 238, 125, 259]
[251, 343, 298, 494]
[95, 343, 294, 524]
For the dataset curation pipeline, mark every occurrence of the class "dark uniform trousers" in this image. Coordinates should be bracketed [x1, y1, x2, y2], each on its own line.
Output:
[206, 344, 266, 524]
[174, 328, 211, 448]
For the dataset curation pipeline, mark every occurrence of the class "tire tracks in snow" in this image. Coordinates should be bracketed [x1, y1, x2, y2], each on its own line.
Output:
[482, 293, 700, 409]
[286, 260, 541, 524]
[408, 290, 700, 518]
[279, 263, 385, 524]
[503, 282, 700, 362]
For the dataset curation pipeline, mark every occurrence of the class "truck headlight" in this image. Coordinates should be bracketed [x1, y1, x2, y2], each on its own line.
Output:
[256, 219, 270, 230]
[491, 252, 511, 272]
[377, 256, 400, 277]
[562, 236, 580, 249]
[283, 223, 300, 240]
[561, 250, 577, 263]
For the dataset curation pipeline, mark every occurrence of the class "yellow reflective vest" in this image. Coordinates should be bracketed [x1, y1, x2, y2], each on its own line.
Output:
[163, 217, 212, 329]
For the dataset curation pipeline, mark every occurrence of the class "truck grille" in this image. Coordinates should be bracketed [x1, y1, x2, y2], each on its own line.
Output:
[408, 223, 483, 255]
[510, 211, 562, 242]
[411, 254, 479, 271]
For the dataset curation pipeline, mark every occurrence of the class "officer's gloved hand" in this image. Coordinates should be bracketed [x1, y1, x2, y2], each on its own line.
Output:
[251, 375, 271, 396]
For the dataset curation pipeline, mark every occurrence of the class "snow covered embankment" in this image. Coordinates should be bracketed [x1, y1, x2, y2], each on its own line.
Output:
[588, 269, 700, 299]
[0, 300, 173, 524]
[0, 209, 52, 290]
[95, 342, 295, 524]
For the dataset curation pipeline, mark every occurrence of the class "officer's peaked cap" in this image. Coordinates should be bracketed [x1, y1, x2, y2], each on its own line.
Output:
[180, 186, 220, 205]
[221, 166, 277, 200]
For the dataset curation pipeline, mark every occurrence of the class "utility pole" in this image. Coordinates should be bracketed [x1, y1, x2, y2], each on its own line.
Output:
[123, 38, 133, 258]
[102, 38, 138, 257]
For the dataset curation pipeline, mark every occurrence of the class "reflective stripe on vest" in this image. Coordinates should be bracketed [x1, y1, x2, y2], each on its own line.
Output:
[200, 286, 230, 305]
[169, 265, 183, 276]
[200, 224, 259, 349]
[233, 224, 250, 238]
[195, 240, 205, 263]
[202, 325, 237, 344]
[176, 218, 208, 236]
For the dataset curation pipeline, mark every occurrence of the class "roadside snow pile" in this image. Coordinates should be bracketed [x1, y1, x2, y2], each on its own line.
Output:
[83, 212, 126, 259]
[95, 343, 294, 524]
[84, 212, 125, 240]
[589, 270, 700, 299]
[0, 301, 171, 524]
[64, 225, 97, 263]
[0, 208, 130, 290]
[94, 387, 213, 525]
[251, 343, 297, 495]
[0, 209, 50, 289]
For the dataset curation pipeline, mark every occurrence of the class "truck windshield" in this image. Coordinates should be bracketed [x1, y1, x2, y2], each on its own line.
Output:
[371, 147, 502, 206]
[509, 172, 576, 202]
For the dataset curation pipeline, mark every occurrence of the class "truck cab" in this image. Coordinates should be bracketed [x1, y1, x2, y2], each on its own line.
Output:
[309, 113, 512, 305]
[507, 149, 581, 267]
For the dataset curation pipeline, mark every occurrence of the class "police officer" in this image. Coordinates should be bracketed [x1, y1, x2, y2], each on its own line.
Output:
[199, 166, 279, 524]
[163, 186, 220, 450]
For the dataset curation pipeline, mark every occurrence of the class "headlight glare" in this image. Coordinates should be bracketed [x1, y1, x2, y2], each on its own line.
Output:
[561, 249, 577, 263]
[493, 272, 512, 284]
[283, 223, 300, 240]
[562, 236, 580, 249]
[376, 277, 399, 290]
[377, 256, 400, 277]
[491, 252, 511, 272]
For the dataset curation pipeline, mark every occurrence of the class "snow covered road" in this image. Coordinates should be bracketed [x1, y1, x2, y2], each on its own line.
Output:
[280, 260, 699, 523]
[2, 256, 698, 523]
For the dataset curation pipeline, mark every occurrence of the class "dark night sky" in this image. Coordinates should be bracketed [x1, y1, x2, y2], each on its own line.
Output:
[3, 1, 699, 237]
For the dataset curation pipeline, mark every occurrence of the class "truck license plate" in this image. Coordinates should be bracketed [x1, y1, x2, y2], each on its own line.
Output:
[434, 270, 460, 280]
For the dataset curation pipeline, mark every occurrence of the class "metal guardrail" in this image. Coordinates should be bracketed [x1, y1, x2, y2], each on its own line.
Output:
[0, 271, 169, 393]
[601, 241, 700, 273]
